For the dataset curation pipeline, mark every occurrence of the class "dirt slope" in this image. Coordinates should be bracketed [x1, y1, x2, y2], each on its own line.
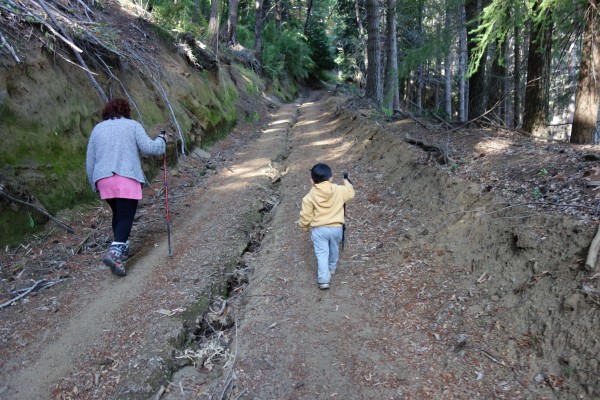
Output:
[2, 90, 600, 399]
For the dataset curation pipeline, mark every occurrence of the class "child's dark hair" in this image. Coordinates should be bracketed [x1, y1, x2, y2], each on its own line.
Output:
[311, 163, 332, 184]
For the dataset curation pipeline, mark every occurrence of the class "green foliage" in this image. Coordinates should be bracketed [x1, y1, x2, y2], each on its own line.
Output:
[245, 111, 260, 122]
[466, 0, 583, 77]
[235, 25, 255, 49]
[467, 0, 524, 77]
[330, 17, 359, 78]
[305, 20, 336, 72]
[262, 22, 314, 80]
[148, 0, 206, 35]
[236, 65, 263, 94]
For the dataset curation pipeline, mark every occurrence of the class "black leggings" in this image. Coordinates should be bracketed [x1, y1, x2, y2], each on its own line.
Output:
[105, 198, 139, 243]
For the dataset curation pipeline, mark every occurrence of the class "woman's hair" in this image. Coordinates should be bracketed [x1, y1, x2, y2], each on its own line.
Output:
[101, 98, 132, 120]
[311, 163, 332, 184]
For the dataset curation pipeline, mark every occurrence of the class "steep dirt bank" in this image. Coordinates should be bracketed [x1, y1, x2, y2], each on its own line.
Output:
[0, 0, 273, 244]
[1, 90, 600, 399]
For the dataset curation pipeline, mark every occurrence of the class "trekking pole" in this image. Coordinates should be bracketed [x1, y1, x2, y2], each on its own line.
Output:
[341, 172, 353, 251]
[163, 146, 172, 257]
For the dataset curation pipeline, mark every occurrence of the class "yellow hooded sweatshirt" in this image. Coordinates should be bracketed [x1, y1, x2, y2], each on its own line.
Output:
[299, 179, 355, 232]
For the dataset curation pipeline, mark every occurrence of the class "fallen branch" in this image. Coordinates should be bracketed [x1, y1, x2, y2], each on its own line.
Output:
[404, 134, 456, 165]
[0, 189, 75, 234]
[405, 98, 452, 129]
[95, 54, 144, 121]
[0, 32, 21, 63]
[1, 278, 65, 309]
[585, 225, 600, 271]
[514, 271, 553, 294]
[480, 349, 508, 367]
[33, 0, 108, 102]
[73, 229, 95, 254]
[0, 280, 43, 309]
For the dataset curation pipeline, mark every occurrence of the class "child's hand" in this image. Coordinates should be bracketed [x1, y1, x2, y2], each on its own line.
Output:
[343, 172, 353, 184]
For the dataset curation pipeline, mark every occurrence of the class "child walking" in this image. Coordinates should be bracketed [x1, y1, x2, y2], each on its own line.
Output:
[299, 163, 355, 289]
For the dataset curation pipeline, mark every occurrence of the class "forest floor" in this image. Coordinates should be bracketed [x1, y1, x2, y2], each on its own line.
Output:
[1, 89, 600, 400]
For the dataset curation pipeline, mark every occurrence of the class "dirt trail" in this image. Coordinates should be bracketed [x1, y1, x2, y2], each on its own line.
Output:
[1, 90, 600, 399]
[0, 92, 294, 398]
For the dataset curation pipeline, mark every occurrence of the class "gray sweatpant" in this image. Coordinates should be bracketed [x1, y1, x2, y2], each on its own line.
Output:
[311, 226, 343, 285]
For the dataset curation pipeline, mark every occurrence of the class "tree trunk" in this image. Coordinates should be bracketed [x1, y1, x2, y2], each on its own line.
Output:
[207, 0, 220, 49]
[465, 0, 488, 119]
[384, 0, 399, 111]
[275, 0, 282, 31]
[488, 41, 505, 123]
[415, 0, 424, 114]
[192, 0, 201, 25]
[254, 0, 264, 60]
[365, 0, 382, 105]
[355, 0, 367, 85]
[570, 0, 600, 144]
[444, 0, 452, 119]
[522, 3, 553, 136]
[502, 38, 510, 126]
[227, 0, 239, 45]
[458, 1, 467, 122]
[304, 0, 313, 35]
[513, 20, 521, 128]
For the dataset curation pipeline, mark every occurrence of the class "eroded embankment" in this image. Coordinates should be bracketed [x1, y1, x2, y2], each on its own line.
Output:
[329, 102, 599, 397]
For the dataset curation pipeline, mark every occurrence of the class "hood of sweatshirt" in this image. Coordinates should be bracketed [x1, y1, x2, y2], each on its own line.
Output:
[310, 181, 335, 207]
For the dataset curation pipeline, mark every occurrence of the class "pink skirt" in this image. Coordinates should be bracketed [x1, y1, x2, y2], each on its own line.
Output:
[97, 174, 143, 200]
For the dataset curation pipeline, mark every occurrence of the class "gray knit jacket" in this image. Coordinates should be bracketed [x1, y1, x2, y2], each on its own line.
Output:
[86, 118, 166, 191]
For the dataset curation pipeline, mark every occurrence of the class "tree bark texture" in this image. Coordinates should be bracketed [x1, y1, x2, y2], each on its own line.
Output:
[275, 0, 282, 30]
[488, 41, 506, 122]
[458, 2, 467, 122]
[355, 0, 367, 85]
[384, 0, 399, 111]
[444, 0, 452, 119]
[207, 0, 220, 49]
[465, 0, 488, 119]
[365, 0, 381, 105]
[513, 20, 522, 128]
[522, 3, 553, 136]
[227, 0, 239, 45]
[254, 0, 264, 60]
[304, 0, 313, 35]
[570, 0, 600, 144]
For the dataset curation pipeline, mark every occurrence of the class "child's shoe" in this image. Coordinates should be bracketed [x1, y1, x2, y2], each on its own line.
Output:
[318, 283, 330, 290]
[103, 243, 127, 276]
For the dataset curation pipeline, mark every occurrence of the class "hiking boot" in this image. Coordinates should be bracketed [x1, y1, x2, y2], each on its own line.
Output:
[318, 283, 330, 290]
[103, 244, 127, 276]
[122, 241, 131, 260]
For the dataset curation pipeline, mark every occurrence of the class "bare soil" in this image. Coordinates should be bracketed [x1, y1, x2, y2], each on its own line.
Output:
[2, 89, 600, 400]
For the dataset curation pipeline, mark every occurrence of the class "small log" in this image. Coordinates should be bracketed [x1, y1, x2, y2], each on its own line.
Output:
[585, 225, 600, 271]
